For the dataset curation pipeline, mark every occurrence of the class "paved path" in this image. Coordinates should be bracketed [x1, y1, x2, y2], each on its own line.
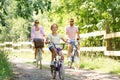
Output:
[11, 58, 120, 80]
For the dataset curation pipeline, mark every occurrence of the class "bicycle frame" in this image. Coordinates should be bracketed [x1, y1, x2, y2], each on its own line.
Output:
[68, 40, 80, 69]
[32, 38, 43, 69]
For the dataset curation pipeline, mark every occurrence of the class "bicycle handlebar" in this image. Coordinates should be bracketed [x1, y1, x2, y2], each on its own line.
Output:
[66, 40, 79, 49]
[45, 42, 66, 50]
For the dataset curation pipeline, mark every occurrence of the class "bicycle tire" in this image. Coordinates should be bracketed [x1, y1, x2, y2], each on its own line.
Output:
[68, 52, 80, 69]
[51, 66, 56, 79]
[58, 64, 64, 80]
[36, 48, 42, 69]
[68, 56, 74, 68]
[73, 51, 80, 70]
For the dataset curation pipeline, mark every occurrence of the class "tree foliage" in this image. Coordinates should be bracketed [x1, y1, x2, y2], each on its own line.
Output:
[0, 0, 51, 42]
[15, 0, 51, 19]
[48, 0, 120, 50]
[0, 0, 120, 50]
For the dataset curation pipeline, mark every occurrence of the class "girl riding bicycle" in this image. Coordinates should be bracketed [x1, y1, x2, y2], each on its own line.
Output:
[46, 23, 66, 67]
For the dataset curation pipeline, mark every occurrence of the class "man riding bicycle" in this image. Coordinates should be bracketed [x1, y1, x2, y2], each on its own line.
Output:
[65, 18, 80, 61]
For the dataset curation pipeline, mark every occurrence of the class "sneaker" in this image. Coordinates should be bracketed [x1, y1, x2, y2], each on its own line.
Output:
[33, 59, 36, 63]
[50, 61, 54, 67]
[67, 57, 71, 62]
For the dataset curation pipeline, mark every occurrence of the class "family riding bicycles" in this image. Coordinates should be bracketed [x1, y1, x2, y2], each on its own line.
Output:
[31, 18, 80, 79]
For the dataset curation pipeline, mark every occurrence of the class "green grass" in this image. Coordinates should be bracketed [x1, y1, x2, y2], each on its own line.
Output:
[8, 51, 120, 75]
[80, 53, 120, 75]
[9, 50, 51, 69]
[0, 50, 13, 80]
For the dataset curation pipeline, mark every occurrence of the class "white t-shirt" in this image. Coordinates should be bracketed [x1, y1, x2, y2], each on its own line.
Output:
[48, 33, 62, 48]
[35, 30, 41, 38]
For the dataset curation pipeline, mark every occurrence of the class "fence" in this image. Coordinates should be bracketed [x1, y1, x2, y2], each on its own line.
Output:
[80, 30, 120, 56]
[0, 30, 120, 56]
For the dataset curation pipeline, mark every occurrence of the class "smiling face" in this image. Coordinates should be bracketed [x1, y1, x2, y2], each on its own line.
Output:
[51, 24, 58, 33]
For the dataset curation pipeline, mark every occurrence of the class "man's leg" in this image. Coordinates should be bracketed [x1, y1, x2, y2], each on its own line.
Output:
[67, 44, 73, 61]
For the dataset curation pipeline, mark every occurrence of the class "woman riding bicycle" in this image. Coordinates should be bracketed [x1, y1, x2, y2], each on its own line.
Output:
[31, 20, 45, 63]
[46, 23, 66, 67]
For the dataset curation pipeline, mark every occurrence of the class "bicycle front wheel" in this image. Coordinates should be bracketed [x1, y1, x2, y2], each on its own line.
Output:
[51, 66, 56, 79]
[36, 48, 42, 69]
[74, 56, 80, 70]
[68, 56, 74, 69]
[58, 64, 65, 80]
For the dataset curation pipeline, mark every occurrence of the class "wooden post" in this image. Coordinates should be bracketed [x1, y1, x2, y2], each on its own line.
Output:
[105, 20, 111, 50]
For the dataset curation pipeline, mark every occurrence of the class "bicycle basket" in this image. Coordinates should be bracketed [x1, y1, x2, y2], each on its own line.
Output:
[33, 38, 44, 48]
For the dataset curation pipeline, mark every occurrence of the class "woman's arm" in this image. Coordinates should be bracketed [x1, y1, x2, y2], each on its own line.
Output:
[31, 27, 35, 39]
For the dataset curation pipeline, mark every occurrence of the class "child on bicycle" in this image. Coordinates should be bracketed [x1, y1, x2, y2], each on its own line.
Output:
[46, 23, 66, 66]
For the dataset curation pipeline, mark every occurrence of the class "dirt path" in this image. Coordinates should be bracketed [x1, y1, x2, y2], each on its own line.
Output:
[11, 58, 120, 80]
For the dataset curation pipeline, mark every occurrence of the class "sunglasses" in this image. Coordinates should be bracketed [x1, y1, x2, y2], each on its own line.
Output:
[70, 21, 74, 22]
[35, 22, 39, 24]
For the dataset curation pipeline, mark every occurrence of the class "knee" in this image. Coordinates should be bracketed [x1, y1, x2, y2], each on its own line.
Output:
[50, 48, 56, 55]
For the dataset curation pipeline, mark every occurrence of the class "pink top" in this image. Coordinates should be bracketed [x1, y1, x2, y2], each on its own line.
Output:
[66, 26, 78, 40]
[31, 25, 45, 39]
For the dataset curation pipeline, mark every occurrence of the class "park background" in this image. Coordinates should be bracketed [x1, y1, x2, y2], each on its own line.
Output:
[0, 0, 120, 80]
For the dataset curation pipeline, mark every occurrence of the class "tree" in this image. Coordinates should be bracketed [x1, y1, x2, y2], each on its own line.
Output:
[0, 0, 51, 42]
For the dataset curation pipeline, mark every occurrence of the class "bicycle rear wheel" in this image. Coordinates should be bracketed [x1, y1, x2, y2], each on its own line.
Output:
[51, 66, 56, 79]
[58, 64, 64, 80]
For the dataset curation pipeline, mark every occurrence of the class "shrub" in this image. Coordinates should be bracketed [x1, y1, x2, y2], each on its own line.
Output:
[0, 50, 13, 80]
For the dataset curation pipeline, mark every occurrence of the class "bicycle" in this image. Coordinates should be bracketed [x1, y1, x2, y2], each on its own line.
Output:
[67, 39, 80, 70]
[47, 42, 65, 80]
[33, 38, 44, 69]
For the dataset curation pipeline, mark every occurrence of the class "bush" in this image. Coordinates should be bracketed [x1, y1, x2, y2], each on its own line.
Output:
[0, 50, 13, 80]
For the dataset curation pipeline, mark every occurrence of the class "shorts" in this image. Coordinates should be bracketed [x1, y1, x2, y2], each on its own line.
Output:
[49, 46, 62, 53]
[68, 39, 78, 48]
